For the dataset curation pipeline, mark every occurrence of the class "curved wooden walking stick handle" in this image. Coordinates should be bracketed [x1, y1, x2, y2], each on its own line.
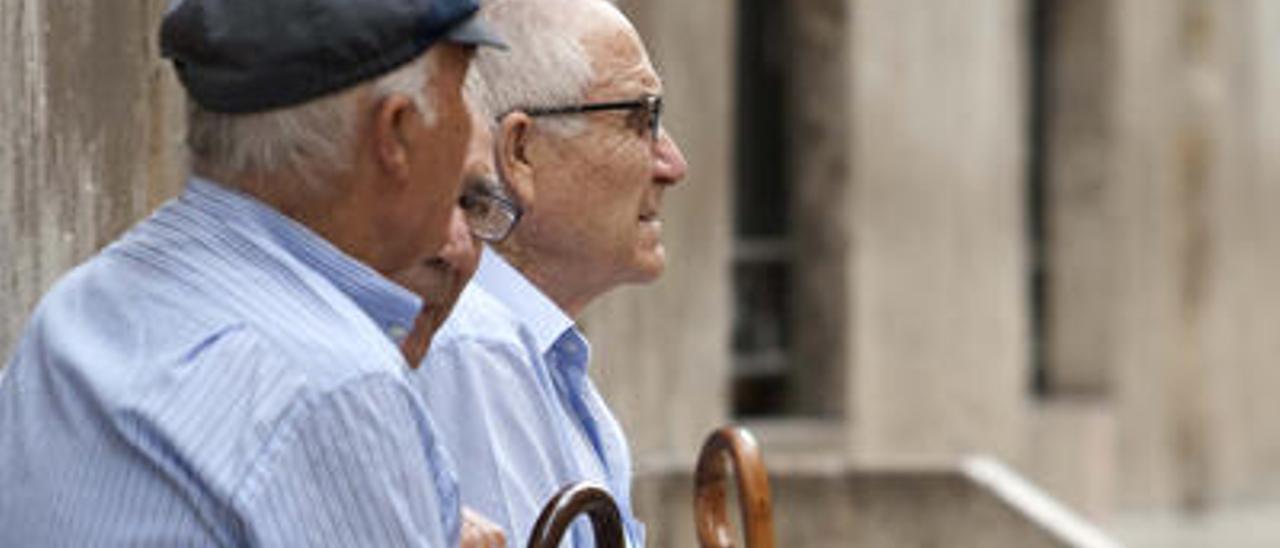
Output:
[526, 482, 626, 548]
[694, 426, 776, 548]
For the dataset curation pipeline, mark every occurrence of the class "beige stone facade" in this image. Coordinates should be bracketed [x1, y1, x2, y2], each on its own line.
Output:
[1, 0, 185, 362]
[6, 0, 1280, 545]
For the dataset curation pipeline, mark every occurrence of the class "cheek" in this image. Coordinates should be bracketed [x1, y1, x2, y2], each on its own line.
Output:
[420, 193, 456, 249]
[537, 142, 653, 252]
[438, 126, 472, 188]
[593, 176, 651, 244]
[417, 127, 473, 237]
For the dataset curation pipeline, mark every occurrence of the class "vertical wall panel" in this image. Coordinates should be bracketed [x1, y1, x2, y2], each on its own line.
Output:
[845, 0, 1030, 464]
[1194, 0, 1280, 507]
[0, 0, 184, 363]
[1070, 0, 1280, 511]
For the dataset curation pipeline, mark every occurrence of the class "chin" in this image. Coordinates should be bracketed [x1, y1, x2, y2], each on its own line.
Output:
[627, 250, 667, 284]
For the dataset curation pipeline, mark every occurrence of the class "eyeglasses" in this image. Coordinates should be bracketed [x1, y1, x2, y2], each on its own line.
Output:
[523, 94, 663, 141]
[458, 176, 522, 243]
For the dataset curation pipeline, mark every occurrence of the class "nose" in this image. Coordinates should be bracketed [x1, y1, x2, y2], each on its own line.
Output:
[437, 207, 481, 278]
[653, 128, 688, 186]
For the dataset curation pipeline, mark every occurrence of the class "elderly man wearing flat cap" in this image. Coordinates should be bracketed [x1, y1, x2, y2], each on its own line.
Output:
[0, 0, 508, 545]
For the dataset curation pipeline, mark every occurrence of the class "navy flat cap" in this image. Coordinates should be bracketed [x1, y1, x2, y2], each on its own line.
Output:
[161, 0, 506, 114]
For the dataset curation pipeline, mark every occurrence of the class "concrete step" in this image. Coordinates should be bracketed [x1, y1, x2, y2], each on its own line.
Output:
[1111, 503, 1280, 548]
[633, 456, 1121, 547]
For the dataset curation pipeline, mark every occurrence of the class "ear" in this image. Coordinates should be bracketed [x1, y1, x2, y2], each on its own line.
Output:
[372, 94, 419, 184]
[496, 112, 536, 208]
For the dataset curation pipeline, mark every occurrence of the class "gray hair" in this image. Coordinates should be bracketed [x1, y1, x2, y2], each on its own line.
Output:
[187, 53, 436, 195]
[465, 0, 609, 135]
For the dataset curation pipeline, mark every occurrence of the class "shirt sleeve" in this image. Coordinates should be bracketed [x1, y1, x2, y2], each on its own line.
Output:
[232, 374, 460, 547]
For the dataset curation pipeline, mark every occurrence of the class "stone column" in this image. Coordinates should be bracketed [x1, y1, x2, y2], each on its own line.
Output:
[1106, 0, 1208, 512]
[0, 0, 185, 362]
[1103, 0, 1280, 512]
[1206, 0, 1280, 506]
[844, 0, 1030, 464]
[1165, 0, 1280, 509]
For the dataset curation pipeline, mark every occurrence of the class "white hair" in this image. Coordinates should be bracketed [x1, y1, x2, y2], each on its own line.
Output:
[187, 53, 436, 195]
[465, 0, 613, 135]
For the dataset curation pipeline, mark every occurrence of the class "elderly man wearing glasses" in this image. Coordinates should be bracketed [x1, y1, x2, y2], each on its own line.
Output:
[410, 0, 688, 545]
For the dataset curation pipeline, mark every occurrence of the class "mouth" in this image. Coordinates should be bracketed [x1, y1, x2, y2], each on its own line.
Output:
[423, 257, 451, 270]
[638, 211, 660, 223]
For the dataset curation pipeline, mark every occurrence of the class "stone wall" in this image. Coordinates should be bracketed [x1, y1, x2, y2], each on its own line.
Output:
[0, 0, 185, 361]
[1041, 0, 1280, 511]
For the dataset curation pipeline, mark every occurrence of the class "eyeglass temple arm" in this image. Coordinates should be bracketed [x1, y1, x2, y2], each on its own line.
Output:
[523, 98, 652, 117]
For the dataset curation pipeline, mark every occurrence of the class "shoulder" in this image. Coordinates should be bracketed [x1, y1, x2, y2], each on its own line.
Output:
[23, 265, 418, 476]
[434, 282, 524, 341]
[21, 251, 241, 387]
[424, 282, 542, 366]
[123, 327, 430, 497]
[413, 284, 551, 407]
[26, 250, 387, 394]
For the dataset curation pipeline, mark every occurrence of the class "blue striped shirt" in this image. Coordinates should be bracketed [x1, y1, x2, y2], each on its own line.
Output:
[0, 178, 460, 546]
[413, 248, 644, 547]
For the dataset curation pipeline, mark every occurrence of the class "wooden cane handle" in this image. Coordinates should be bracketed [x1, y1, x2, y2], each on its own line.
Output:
[527, 482, 626, 548]
[694, 426, 776, 548]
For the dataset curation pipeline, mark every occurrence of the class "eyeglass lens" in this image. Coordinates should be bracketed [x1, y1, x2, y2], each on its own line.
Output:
[459, 184, 520, 243]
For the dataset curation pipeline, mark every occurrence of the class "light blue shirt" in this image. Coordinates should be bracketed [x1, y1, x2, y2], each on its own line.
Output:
[414, 248, 644, 547]
[0, 178, 459, 546]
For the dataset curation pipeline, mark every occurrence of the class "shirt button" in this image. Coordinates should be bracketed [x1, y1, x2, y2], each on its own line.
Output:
[387, 325, 409, 341]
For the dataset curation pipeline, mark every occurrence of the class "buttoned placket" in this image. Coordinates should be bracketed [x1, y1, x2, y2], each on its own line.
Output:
[552, 332, 609, 473]
[572, 371, 639, 546]
[548, 330, 642, 547]
[386, 324, 409, 343]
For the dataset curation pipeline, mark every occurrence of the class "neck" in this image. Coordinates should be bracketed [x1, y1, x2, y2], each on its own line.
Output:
[495, 245, 607, 319]
[231, 171, 397, 275]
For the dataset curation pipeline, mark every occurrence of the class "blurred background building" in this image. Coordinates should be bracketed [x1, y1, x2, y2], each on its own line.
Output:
[5, 0, 1280, 546]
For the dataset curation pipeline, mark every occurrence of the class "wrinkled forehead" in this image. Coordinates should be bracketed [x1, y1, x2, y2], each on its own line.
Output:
[577, 4, 661, 98]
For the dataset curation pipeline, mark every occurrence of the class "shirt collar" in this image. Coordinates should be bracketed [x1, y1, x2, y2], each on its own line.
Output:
[472, 246, 576, 356]
[185, 177, 422, 339]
